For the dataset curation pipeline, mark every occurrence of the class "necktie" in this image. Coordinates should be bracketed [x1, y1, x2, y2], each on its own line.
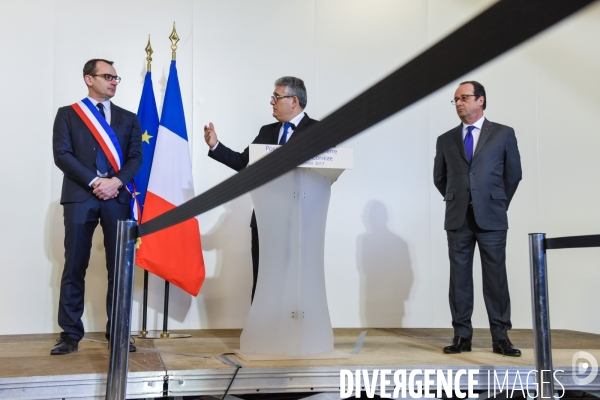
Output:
[279, 122, 292, 145]
[96, 103, 109, 176]
[464, 125, 474, 162]
[97, 102, 106, 119]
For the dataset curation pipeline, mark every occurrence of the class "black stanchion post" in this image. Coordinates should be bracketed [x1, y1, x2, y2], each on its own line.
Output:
[529, 233, 554, 399]
[161, 281, 170, 338]
[106, 220, 137, 400]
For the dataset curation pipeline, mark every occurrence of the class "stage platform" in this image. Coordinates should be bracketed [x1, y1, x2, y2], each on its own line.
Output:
[1, 328, 599, 399]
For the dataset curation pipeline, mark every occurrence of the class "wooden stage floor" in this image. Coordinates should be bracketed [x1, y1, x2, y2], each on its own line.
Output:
[1, 328, 599, 399]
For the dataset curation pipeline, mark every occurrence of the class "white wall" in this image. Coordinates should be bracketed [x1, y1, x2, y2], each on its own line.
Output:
[1, 0, 599, 336]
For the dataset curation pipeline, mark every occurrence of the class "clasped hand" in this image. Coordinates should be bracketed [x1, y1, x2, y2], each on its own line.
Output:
[92, 177, 120, 200]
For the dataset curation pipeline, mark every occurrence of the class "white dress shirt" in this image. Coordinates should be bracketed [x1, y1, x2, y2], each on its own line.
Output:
[87, 97, 112, 125]
[277, 111, 306, 144]
[461, 115, 485, 158]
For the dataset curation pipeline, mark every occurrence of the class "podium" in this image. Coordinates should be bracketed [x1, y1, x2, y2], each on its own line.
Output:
[236, 145, 353, 360]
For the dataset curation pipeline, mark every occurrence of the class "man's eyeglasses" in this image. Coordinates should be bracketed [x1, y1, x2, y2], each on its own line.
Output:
[271, 94, 294, 102]
[90, 74, 121, 83]
[451, 94, 477, 105]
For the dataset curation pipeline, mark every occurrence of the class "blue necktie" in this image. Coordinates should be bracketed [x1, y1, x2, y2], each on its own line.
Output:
[96, 103, 109, 176]
[279, 122, 292, 145]
[464, 125, 475, 163]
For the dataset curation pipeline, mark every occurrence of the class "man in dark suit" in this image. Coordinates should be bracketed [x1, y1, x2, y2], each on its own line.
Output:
[51, 59, 142, 355]
[433, 81, 522, 356]
[203, 76, 318, 301]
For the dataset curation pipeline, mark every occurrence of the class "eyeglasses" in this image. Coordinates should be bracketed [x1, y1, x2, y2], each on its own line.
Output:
[271, 94, 294, 102]
[451, 94, 477, 105]
[90, 74, 121, 83]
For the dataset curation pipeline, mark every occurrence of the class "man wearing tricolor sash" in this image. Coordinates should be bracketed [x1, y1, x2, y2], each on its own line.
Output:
[51, 59, 142, 355]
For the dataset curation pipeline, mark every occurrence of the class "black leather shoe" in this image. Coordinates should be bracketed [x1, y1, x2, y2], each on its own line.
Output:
[106, 335, 136, 353]
[443, 336, 472, 354]
[493, 339, 521, 357]
[109, 342, 136, 352]
[50, 335, 78, 355]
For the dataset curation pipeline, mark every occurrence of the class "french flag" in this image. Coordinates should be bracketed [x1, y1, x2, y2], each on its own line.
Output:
[136, 60, 205, 296]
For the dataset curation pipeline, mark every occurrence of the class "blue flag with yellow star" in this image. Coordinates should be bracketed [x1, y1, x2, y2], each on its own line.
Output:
[134, 71, 159, 218]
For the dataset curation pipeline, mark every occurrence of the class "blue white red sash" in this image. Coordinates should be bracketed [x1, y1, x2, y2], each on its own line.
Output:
[71, 98, 140, 220]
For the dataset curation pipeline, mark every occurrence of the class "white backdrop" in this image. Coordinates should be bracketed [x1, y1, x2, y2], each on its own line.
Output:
[1, 0, 599, 336]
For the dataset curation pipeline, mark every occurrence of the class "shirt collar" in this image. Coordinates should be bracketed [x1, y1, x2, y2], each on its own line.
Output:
[87, 97, 111, 111]
[463, 115, 485, 131]
[286, 111, 306, 128]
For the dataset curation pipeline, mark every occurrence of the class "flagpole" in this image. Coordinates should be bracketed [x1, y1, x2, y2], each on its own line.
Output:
[138, 23, 191, 339]
[158, 23, 181, 340]
[170, 22, 179, 61]
[140, 35, 153, 340]
[141, 270, 148, 338]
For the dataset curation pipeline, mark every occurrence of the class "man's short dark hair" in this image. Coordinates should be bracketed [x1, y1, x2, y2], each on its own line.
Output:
[275, 76, 307, 109]
[460, 80, 486, 110]
[83, 59, 114, 77]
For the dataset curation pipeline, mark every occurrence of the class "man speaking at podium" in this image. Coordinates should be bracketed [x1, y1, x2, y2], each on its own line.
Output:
[203, 76, 318, 302]
[51, 59, 142, 355]
[433, 81, 522, 357]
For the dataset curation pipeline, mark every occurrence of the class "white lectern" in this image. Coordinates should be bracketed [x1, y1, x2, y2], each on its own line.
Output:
[236, 145, 353, 360]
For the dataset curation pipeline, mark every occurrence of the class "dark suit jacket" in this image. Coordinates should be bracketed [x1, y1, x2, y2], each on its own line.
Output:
[208, 113, 319, 227]
[209, 113, 318, 171]
[433, 118, 522, 231]
[53, 102, 143, 204]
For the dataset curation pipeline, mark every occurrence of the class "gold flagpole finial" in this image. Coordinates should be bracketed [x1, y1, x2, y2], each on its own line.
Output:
[169, 22, 180, 61]
[145, 35, 153, 72]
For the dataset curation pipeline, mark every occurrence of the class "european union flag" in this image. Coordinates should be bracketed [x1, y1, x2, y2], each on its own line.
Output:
[135, 71, 159, 220]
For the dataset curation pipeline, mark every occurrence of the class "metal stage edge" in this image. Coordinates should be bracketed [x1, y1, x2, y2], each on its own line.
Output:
[1, 365, 599, 399]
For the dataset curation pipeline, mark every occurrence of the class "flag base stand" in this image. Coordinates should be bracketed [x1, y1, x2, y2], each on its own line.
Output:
[136, 331, 191, 339]
[137, 282, 191, 339]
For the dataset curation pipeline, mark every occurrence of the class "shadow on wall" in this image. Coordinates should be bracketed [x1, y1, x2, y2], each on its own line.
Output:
[357, 200, 413, 327]
[199, 196, 253, 328]
[46, 200, 110, 335]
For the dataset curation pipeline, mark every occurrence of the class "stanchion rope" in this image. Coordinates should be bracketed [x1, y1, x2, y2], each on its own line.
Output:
[545, 234, 600, 250]
[137, 0, 595, 238]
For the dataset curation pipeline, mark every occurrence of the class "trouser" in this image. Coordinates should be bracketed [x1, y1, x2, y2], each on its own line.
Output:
[446, 206, 512, 341]
[58, 196, 130, 341]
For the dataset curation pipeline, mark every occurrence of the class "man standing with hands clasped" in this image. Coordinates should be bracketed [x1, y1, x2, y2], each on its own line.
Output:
[433, 81, 522, 356]
[51, 59, 142, 355]
[203, 76, 318, 302]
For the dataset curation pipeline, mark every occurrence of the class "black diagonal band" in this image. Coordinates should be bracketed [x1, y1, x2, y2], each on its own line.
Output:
[138, 0, 595, 238]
